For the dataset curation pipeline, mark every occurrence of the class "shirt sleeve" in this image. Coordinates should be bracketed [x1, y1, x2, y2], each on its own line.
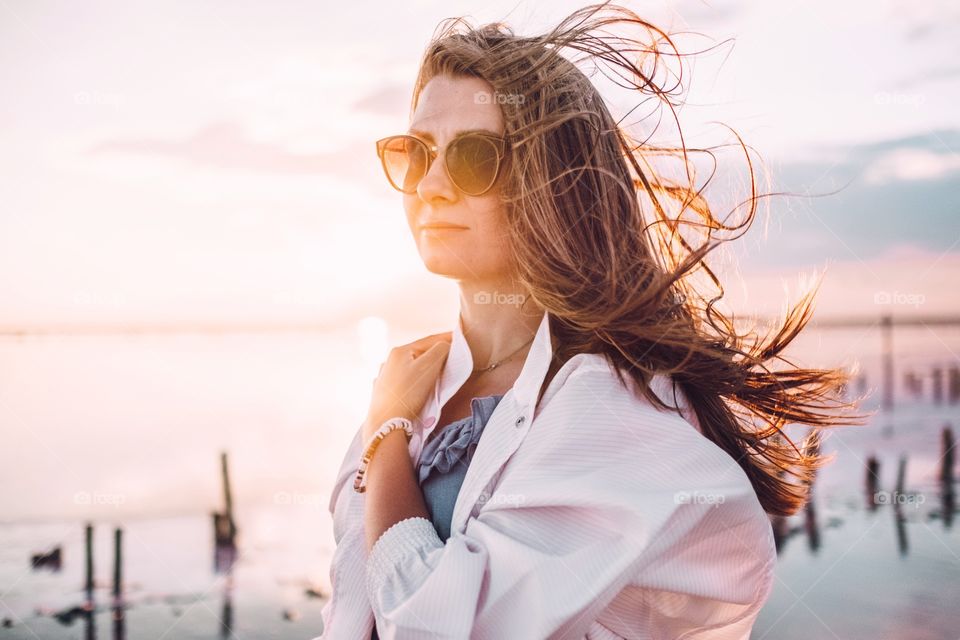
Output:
[363, 367, 776, 640]
[326, 421, 365, 541]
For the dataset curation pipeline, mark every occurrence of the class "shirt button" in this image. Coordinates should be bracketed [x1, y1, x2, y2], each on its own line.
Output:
[423, 416, 436, 428]
[515, 415, 526, 427]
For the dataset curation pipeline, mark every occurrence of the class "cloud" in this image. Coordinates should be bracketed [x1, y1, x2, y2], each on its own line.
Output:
[351, 83, 413, 117]
[726, 128, 960, 268]
[722, 243, 960, 319]
[672, 0, 742, 25]
[87, 121, 369, 180]
[894, 64, 960, 90]
[902, 2, 960, 42]
[863, 147, 960, 184]
[841, 128, 960, 159]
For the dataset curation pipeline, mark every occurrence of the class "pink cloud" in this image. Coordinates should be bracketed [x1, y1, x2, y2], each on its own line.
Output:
[88, 121, 368, 178]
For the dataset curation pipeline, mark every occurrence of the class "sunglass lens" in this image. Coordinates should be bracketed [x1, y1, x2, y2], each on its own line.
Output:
[447, 135, 500, 195]
[381, 137, 428, 193]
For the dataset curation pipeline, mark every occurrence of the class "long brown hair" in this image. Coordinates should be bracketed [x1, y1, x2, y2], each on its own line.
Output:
[409, 1, 868, 517]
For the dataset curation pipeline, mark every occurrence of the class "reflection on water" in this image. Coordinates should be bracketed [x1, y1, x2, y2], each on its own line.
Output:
[219, 570, 234, 640]
[0, 506, 329, 639]
[214, 542, 236, 640]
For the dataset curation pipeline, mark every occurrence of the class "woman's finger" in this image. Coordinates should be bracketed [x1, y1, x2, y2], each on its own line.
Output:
[421, 339, 450, 363]
[405, 331, 453, 353]
[407, 337, 452, 360]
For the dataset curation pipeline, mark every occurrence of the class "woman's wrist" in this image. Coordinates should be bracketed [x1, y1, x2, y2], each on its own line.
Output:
[364, 410, 416, 439]
[355, 416, 415, 492]
[364, 428, 411, 480]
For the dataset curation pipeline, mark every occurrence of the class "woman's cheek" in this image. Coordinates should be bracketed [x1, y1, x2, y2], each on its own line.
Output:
[403, 196, 420, 236]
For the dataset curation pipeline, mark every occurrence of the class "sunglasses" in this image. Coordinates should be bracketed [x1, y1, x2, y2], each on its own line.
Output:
[375, 132, 510, 197]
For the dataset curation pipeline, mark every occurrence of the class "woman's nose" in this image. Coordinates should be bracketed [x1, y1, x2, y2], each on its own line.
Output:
[416, 150, 457, 204]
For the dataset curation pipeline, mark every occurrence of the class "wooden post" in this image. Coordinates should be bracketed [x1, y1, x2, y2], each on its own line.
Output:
[804, 498, 821, 552]
[220, 452, 236, 542]
[866, 455, 880, 509]
[933, 367, 943, 404]
[896, 455, 907, 500]
[894, 454, 909, 555]
[881, 314, 893, 411]
[112, 527, 122, 600]
[942, 425, 956, 484]
[942, 424, 957, 531]
[84, 523, 94, 602]
[904, 370, 922, 399]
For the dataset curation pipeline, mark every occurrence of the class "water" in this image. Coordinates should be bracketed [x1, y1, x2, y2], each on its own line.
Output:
[0, 506, 329, 639]
[0, 330, 367, 638]
[756, 506, 960, 639]
[1, 324, 958, 638]
[752, 401, 960, 639]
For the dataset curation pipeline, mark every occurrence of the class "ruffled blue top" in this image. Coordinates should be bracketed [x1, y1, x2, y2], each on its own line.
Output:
[416, 394, 504, 541]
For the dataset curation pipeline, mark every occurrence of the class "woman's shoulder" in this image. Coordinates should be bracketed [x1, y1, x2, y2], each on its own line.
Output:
[541, 352, 699, 434]
[530, 352, 752, 492]
[503, 354, 769, 540]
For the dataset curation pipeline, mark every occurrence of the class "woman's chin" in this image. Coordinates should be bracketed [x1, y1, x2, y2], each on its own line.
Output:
[417, 249, 477, 279]
[420, 256, 471, 279]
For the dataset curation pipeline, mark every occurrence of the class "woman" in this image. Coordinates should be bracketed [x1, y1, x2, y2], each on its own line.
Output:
[317, 3, 862, 638]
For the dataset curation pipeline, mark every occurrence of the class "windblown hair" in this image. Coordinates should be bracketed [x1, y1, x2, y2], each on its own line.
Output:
[409, 1, 867, 517]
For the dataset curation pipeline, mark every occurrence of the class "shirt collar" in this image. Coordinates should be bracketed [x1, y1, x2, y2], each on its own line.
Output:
[426, 307, 554, 429]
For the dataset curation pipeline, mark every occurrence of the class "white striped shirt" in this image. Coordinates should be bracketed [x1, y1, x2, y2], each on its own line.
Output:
[315, 310, 776, 639]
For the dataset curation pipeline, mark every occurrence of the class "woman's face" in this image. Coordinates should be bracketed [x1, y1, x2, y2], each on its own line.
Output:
[403, 74, 513, 284]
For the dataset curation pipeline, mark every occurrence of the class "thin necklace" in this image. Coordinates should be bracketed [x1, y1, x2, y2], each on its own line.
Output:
[472, 335, 535, 374]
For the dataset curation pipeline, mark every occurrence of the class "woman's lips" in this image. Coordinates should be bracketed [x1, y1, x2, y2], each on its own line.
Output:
[421, 229, 467, 239]
[420, 223, 468, 233]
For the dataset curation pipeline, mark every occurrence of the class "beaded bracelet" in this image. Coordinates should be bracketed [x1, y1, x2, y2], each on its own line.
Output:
[353, 417, 414, 493]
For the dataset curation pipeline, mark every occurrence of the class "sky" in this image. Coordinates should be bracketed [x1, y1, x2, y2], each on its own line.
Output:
[1, 0, 958, 333]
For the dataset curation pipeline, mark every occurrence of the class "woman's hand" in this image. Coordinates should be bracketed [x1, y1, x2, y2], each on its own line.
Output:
[363, 331, 452, 442]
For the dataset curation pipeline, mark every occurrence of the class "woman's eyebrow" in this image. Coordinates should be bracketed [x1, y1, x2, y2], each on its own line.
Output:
[407, 127, 500, 140]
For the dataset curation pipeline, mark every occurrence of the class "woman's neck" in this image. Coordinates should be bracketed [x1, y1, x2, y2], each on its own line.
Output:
[457, 279, 543, 370]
